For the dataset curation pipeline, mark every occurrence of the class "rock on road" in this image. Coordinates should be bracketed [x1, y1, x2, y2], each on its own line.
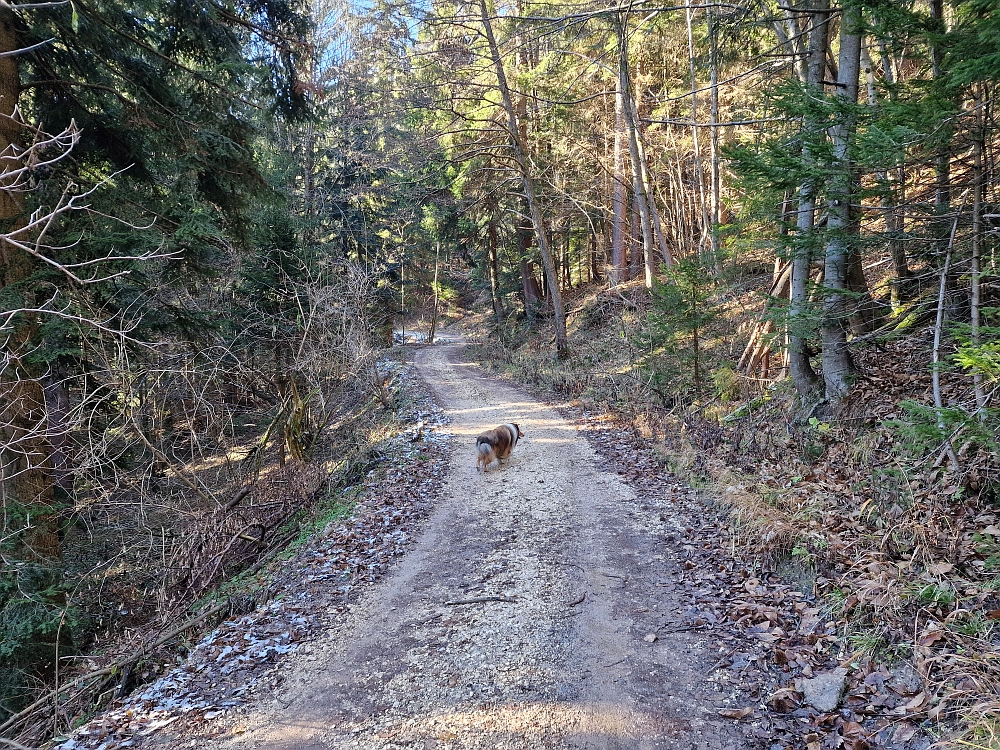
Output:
[205, 339, 748, 750]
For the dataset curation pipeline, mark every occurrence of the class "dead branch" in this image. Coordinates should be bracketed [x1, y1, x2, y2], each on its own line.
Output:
[0, 602, 227, 739]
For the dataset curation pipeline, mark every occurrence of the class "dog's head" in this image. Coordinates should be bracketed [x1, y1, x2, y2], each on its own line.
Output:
[512, 423, 524, 438]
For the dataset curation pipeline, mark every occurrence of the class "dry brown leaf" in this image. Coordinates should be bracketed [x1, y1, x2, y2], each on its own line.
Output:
[718, 707, 754, 720]
[899, 691, 927, 713]
[891, 723, 918, 743]
[926, 562, 954, 576]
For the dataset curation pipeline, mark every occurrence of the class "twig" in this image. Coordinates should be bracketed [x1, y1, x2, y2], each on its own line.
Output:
[0, 739, 40, 750]
[0, 602, 227, 737]
[567, 593, 586, 606]
[931, 192, 968, 473]
[444, 596, 517, 605]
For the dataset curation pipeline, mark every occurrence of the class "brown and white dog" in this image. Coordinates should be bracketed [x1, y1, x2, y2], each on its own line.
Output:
[475, 423, 524, 473]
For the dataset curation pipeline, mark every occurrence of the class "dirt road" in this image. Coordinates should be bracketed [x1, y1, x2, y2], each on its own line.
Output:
[207, 339, 748, 750]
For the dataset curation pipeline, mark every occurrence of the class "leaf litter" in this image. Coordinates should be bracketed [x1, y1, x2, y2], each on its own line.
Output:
[54, 358, 453, 750]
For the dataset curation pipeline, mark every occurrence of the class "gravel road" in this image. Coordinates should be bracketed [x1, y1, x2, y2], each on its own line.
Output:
[208, 338, 748, 750]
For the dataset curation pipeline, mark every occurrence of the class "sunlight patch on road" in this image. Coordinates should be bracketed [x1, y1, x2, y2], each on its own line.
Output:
[334, 700, 686, 746]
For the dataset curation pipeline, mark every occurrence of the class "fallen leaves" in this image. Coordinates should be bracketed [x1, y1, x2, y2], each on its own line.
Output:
[570, 399, 1000, 750]
[53, 359, 454, 750]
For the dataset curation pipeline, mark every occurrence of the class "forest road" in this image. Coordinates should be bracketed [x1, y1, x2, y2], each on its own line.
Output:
[214, 337, 747, 750]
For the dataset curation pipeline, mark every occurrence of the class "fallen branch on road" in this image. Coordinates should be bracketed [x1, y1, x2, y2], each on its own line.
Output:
[445, 596, 517, 605]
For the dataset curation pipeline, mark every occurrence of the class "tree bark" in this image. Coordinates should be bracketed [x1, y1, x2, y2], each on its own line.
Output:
[487, 212, 504, 326]
[615, 14, 656, 288]
[788, 0, 826, 399]
[930, 0, 952, 251]
[971, 85, 986, 411]
[428, 241, 440, 344]
[610, 74, 628, 285]
[820, 0, 861, 405]
[708, 9, 721, 260]
[1, 8, 62, 564]
[685, 0, 712, 256]
[520, 258, 543, 316]
[478, 0, 568, 354]
[869, 35, 911, 304]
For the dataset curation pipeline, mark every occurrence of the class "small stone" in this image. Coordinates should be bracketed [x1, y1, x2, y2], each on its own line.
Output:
[802, 668, 849, 712]
[643, 633, 658, 643]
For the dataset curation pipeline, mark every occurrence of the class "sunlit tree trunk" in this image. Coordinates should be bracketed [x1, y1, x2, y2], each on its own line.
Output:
[610, 77, 628, 285]
[870, 33, 911, 305]
[685, 0, 711, 256]
[615, 14, 655, 288]
[788, 0, 826, 399]
[821, 0, 861, 404]
[708, 10, 721, 260]
[478, 0, 568, 354]
[487, 211, 504, 326]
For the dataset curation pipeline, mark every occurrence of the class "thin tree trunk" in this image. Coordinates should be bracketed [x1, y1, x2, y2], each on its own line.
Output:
[477, 0, 568, 354]
[708, 9, 721, 259]
[788, 0, 827, 398]
[303, 120, 316, 243]
[821, 0, 861, 405]
[610, 77, 628, 285]
[872, 34, 911, 303]
[971, 85, 986, 411]
[632, 117, 672, 268]
[930, 0, 952, 250]
[685, 0, 711, 255]
[933, 210, 961, 471]
[487, 213, 504, 326]
[615, 14, 655, 288]
[428, 241, 440, 344]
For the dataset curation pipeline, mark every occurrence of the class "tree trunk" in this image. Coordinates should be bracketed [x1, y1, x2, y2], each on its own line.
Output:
[615, 15, 655, 288]
[870, 35, 911, 304]
[971, 84, 986, 411]
[685, 0, 712, 256]
[520, 258, 543, 316]
[487, 213, 504, 326]
[428, 241, 440, 344]
[610, 74, 628, 285]
[590, 225, 601, 282]
[630, 199, 643, 280]
[820, 0, 861, 405]
[708, 9, 721, 260]
[478, 0, 568, 355]
[930, 0, 952, 252]
[632, 114, 672, 269]
[0, 9, 62, 564]
[788, 0, 826, 399]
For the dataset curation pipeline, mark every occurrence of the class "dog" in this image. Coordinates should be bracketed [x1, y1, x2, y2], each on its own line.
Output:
[475, 423, 524, 473]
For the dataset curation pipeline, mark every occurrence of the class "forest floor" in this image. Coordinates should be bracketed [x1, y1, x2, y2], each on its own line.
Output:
[55, 328, 769, 750]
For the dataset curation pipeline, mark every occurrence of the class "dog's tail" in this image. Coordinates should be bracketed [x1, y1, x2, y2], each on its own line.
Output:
[476, 439, 492, 456]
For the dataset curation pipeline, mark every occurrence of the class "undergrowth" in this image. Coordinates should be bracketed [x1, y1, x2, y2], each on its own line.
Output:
[471, 277, 1000, 747]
